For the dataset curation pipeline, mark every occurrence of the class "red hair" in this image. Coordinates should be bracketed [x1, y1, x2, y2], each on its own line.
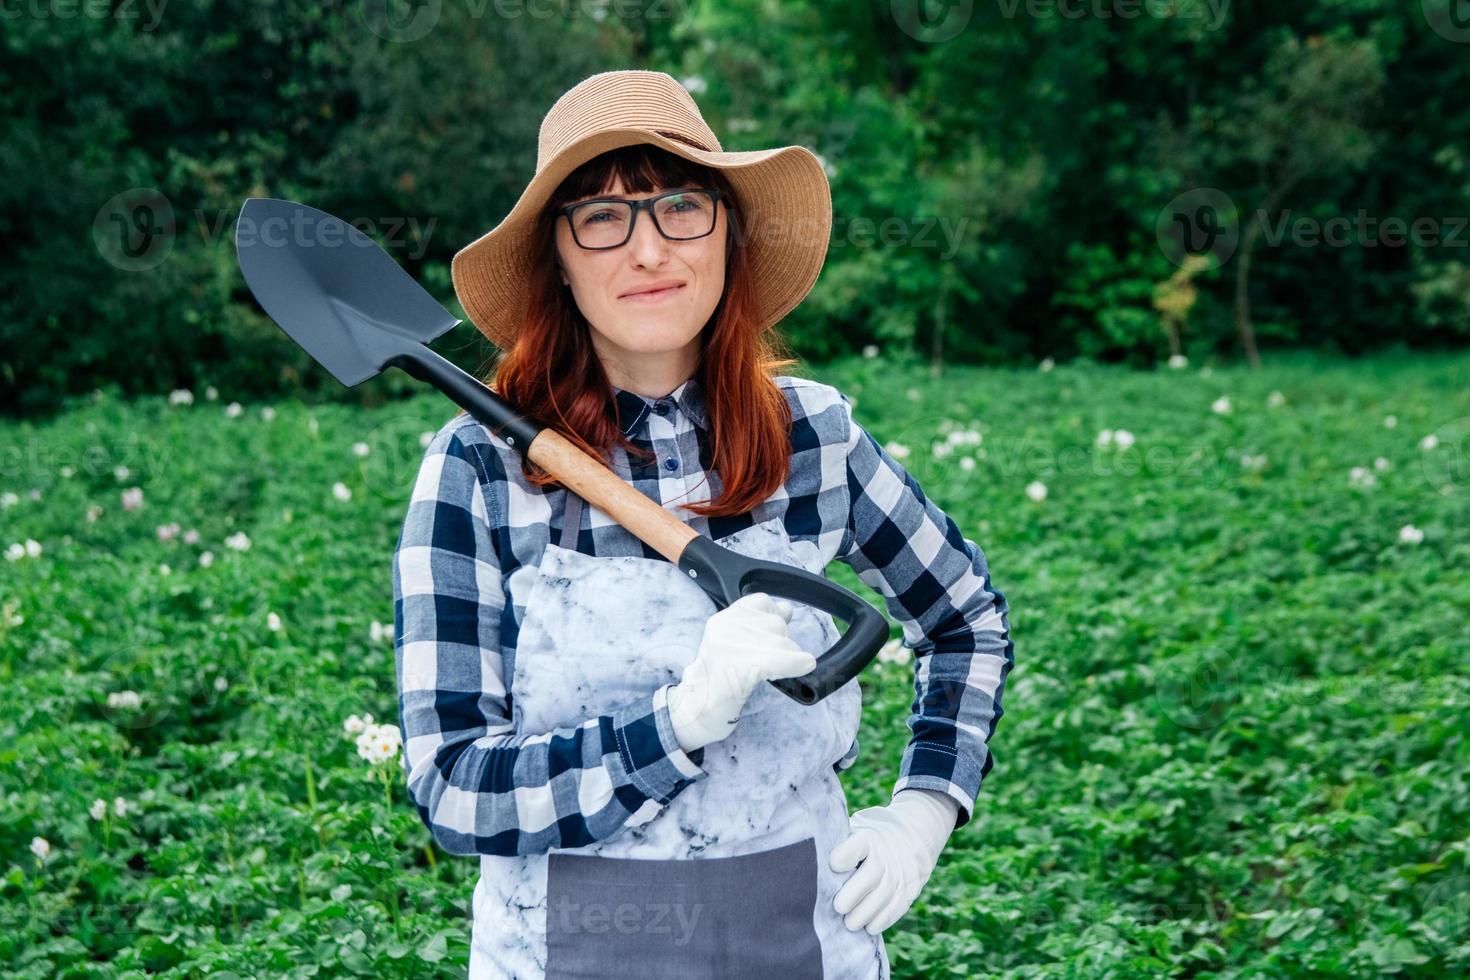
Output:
[462, 143, 799, 518]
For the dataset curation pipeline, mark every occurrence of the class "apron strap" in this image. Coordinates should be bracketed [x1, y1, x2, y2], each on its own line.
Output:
[558, 490, 584, 553]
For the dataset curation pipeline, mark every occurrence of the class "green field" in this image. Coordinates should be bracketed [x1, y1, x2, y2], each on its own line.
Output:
[2, 350, 1467, 977]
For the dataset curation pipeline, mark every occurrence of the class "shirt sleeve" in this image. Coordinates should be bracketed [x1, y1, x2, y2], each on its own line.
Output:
[835, 392, 1014, 832]
[392, 425, 709, 857]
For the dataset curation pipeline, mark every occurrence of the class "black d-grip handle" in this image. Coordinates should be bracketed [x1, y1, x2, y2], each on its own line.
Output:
[676, 535, 890, 705]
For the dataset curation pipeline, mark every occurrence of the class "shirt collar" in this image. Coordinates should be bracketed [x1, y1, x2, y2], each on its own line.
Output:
[610, 375, 709, 436]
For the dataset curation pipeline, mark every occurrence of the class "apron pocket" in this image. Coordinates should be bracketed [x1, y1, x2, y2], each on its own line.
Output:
[544, 837, 825, 979]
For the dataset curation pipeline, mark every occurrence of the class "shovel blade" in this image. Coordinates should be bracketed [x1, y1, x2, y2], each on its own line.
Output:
[234, 197, 460, 388]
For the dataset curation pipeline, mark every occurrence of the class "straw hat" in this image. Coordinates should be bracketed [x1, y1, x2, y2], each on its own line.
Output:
[450, 69, 833, 351]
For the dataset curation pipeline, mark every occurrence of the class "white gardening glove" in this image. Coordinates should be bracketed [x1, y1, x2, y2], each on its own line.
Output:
[666, 592, 816, 753]
[828, 788, 960, 934]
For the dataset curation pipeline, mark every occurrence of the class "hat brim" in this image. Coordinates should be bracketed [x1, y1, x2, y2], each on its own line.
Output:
[451, 128, 832, 351]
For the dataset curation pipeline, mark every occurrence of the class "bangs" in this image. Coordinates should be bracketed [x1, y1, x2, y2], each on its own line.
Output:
[549, 143, 720, 209]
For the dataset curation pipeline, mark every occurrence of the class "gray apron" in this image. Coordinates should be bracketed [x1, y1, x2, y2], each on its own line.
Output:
[468, 495, 888, 979]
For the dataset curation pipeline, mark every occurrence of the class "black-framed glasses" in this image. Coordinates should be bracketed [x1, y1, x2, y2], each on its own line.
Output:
[559, 187, 722, 250]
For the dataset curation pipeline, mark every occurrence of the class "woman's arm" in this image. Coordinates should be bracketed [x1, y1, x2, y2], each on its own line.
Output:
[393, 424, 708, 857]
[835, 392, 1014, 832]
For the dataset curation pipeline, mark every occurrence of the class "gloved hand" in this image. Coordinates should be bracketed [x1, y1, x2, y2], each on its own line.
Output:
[828, 788, 960, 934]
[666, 592, 816, 753]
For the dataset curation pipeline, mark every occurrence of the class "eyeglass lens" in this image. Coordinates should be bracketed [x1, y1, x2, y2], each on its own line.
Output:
[570, 190, 715, 248]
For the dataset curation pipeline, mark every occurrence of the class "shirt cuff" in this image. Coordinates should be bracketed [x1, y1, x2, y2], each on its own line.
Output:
[893, 770, 979, 831]
[610, 683, 710, 805]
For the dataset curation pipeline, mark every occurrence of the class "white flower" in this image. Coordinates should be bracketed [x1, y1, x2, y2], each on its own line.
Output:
[260, 406, 276, 422]
[1240, 453, 1268, 471]
[1419, 434, 1439, 451]
[29, 837, 50, 861]
[862, 344, 879, 359]
[1373, 457, 1390, 472]
[183, 529, 200, 545]
[1167, 354, 1189, 369]
[5, 543, 24, 562]
[169, 389, 194, 406]
[158, 563, 171, 576]
[352, 442, 370, 458]
[89, 799, 107, 821]
[224, 532, 251, 551]
[156, 522, 180, 542]
[60, 466, 74, 478]
[932, 441, 954, 459]
[355, 722, 402, 763]
[1348, 466, 1377, 488]
[25, 538, 41, 558]
[332, 482, 352, 502]
[1, 491, 18, 508]
[113, 797, 128, 818]
[876, 637, 910, 665]
[945, 429, 981, 446]
[1211, 395, 1231, 415]
[1039, 357, 1055, 372]
[86, 505, 103, 523]
[205, 386, 218, 401]
[1114, 429, 1135, 450]
[885, 442, 911, 460]
[1383, 415, 1397, 429]
[114, 465, 130, 481]
[369, 620, 392, 643]
[420, 430, 434, 448]
[107, 690, 142, 710]
[266, 612, 282, 632]
[121, 487, 143, 511]
[308, 417, 319, 434]
[343, 713, 369, 736]
[1095, 429, 1113, 449]
[214, 675, 229, 692]
[680, 75, 707, 94]
[1025, 480, 1048, 502]
[1266, 391, 1285, 408]
[199, 550, 215, 568]
[225, 402, 243, 418]
[1398, 524, 1424, 545]
[959, 456, 976, 471]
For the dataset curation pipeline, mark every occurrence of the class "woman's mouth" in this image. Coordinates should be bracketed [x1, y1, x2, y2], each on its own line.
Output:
[620, 283, 685, 303]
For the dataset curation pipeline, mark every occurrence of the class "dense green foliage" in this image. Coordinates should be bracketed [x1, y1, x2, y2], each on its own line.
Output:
[4, 2, 1469, 416]
[2, 350, 1466, 976]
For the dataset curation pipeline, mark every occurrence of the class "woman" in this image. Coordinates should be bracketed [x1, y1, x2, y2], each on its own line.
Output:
[393, 69, 1013, 979]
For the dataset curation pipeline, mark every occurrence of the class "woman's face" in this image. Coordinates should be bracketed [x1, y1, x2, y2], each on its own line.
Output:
[554, 175, 727, 370]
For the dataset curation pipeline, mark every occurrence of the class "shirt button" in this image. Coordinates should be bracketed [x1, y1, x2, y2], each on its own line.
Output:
[664, 457, 679, 471]
[653, 400, 672, 416]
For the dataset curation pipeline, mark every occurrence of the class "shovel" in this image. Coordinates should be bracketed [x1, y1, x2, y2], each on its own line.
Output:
[233, 197, 887, 705]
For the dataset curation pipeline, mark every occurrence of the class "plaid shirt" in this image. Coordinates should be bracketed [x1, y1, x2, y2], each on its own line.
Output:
[393, 374, 1013, 857]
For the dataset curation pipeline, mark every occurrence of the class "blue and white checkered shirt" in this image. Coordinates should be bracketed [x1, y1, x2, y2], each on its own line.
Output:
[393, 373, 1013, 857]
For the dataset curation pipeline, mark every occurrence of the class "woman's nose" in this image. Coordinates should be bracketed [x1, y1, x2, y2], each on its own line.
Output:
[628, 208, 673, 266]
